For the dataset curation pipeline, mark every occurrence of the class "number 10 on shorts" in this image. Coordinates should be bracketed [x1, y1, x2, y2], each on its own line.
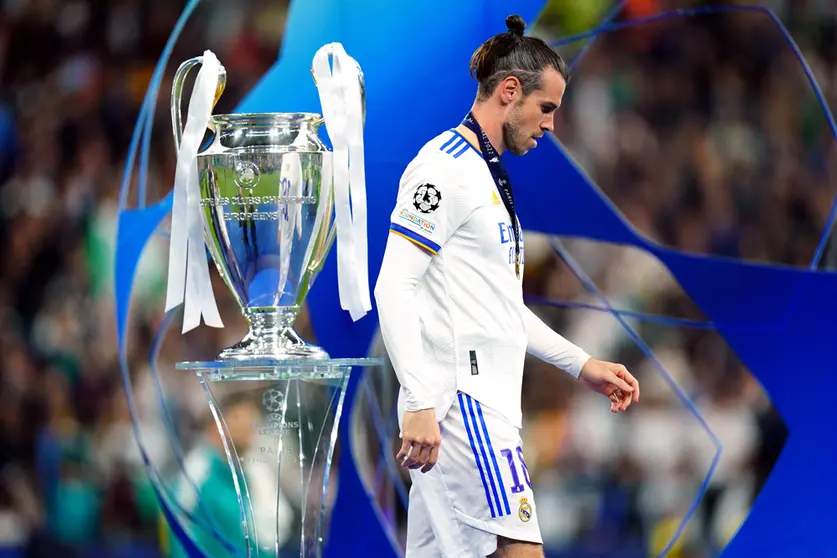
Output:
[500, 446, 531, 494]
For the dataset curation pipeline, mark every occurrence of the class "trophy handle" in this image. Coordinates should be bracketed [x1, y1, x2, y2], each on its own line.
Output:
[171, 55, 227, 150]
[310, 46, 366, 126]
[307, 199, 339, 276]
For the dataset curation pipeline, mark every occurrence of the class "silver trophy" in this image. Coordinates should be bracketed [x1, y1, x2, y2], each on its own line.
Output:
[170, 48, 364, 361]
[168, 48, 380, 558]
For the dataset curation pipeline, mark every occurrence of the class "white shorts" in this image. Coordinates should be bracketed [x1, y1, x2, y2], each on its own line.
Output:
[404, 392, 542, 558]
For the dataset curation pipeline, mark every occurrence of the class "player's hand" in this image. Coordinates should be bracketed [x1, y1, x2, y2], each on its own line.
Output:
[397, 408, 441, 473]
[579, 358, 640, 413]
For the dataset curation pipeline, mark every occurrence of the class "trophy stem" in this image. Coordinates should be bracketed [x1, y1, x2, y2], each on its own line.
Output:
[218, 308, 330, 361]
[191, 363, 355, 557]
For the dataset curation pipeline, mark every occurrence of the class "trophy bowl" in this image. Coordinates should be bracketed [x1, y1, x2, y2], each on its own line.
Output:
[194, 111, 336, 361]
[161, 46, 378, 558]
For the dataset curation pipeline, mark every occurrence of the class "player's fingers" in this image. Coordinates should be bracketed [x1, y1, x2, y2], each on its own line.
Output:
[410, 445, 431, 470]
[629, 375, 640, 403]
[396, 438, 411, 463]
[609, 391, 621, 413]
[400, 442, 419, 469]
[421, 446, 439, 473]
[610, 374, 634, 396]
[619, 393, 634, 412]
[615, 366, 640, 403]
[611, 387, 629, 413]
[620, 381, 637, 411]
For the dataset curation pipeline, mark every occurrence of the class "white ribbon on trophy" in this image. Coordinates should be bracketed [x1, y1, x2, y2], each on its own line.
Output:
[311, 43, 372, 322]
[165, 49, 224, 333]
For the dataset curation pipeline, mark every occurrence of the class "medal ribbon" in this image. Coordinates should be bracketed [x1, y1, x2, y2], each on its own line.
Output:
[461, 112, 521, 277]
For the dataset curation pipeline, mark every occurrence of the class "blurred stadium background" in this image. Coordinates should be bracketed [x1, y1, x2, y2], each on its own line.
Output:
[1, 0, 833, 556]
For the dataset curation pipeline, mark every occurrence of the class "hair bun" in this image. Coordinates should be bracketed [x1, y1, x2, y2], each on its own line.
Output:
[506, 14, 526, 37]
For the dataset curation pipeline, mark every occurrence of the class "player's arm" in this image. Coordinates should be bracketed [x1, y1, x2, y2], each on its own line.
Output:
[521, 304, 590, 377]
[375, 231, 442, 473]
[375, 156, 468, 408]
[522, 305, 640, 412]
[374, 156, 470, 472]
[374, 233, 436, 411]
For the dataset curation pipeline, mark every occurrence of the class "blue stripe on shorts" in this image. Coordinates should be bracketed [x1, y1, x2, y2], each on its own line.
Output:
[458, 392, 497, 518]
[462, 393, 507, 518]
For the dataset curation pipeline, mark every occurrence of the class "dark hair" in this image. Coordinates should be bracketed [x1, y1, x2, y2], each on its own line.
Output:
[469, 14, 570, 101]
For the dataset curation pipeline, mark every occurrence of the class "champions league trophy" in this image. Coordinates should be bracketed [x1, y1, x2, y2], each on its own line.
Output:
[166, 45, 380, 557]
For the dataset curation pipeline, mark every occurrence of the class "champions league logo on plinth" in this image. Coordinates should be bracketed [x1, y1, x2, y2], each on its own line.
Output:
[263, 388, 285, 420]
[258, 388, 300, 435]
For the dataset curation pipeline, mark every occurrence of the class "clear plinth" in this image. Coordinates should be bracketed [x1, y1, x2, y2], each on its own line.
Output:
[177, 358, 382, 558]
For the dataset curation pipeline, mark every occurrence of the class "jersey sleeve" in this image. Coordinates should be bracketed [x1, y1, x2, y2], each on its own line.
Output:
[374, 232, 438, 411]
[522, 304, 591, 378]
[388, 154, 474, 255]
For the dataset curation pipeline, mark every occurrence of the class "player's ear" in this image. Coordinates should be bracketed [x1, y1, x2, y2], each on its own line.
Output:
[498, 75, 520, 105]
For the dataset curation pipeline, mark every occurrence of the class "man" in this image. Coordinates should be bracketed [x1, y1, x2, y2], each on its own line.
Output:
[374, 14, 640, 558]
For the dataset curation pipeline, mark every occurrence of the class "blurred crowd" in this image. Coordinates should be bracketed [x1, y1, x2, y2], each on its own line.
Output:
[0, 0, 285, 556]
[0, 0, 832, 557]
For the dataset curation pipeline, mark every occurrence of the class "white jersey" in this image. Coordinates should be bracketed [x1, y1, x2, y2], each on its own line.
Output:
[376, 128, 591, 555]
[386, 129, 530, 427]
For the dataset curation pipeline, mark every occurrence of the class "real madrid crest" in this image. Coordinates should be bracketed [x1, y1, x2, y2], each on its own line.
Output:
[413, 183, 441, 213]
[518, 497, 532, 523]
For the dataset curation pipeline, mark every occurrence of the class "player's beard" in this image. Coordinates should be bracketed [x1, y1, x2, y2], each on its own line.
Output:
[502, 99, 529, 156]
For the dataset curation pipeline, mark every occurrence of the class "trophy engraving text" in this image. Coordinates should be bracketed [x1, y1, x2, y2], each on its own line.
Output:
[187, 110, 336, 360]
[257, 419, 301, 436]
[245, 448, 300, 465]
[200, 195, 318, 207]
[224, 211, 281, 222]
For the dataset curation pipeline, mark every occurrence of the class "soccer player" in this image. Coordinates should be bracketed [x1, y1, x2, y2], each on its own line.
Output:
[374, 14, 640, 558]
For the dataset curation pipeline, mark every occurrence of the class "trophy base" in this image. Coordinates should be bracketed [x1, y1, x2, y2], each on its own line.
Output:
[218, 308, 329, 361]
[218, 328, 330, 361]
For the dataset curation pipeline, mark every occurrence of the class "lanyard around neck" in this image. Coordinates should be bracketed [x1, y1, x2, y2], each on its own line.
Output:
[460, 112, 521, 278]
